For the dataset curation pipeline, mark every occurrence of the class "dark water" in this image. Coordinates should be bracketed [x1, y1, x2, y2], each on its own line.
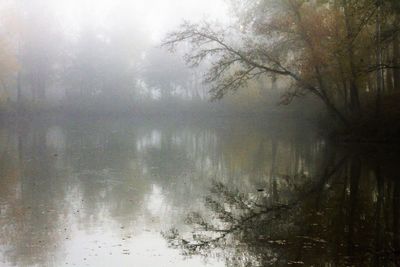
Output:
[0, 116, 398, 266]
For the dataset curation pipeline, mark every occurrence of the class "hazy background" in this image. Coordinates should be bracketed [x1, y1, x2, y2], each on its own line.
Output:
[0, 0, 320, 118]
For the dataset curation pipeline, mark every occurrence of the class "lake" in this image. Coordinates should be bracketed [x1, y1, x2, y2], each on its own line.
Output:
[0, 116, 399, 266]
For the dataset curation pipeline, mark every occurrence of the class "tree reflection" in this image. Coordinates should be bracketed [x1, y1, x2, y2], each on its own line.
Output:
[164, 151, 400, 266]
[0, 119, 69, 267]
[2, 117, 397, 266]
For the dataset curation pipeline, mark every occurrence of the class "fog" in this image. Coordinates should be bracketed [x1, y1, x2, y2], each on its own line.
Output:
[0, 0, 319, 118]
[1, 1, 400, 266]
[52, 0, 231, 42]
[0, 0, 245, 116]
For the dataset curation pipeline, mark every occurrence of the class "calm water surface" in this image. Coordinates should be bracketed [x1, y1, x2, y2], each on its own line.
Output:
[0, 116, 399, 266]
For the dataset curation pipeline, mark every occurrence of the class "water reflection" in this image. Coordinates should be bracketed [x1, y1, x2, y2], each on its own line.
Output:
[1, 116, 395, 266]
[164, 148, 400, 266]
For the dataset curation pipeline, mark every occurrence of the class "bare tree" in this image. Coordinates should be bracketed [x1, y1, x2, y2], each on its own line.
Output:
[162, 19, 349, 125]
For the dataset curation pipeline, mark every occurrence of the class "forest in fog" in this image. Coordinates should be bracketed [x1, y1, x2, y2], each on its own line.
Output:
[1, 1, 400, 266]
[0, 0, 399, 138]
[0, 0, 296, 117]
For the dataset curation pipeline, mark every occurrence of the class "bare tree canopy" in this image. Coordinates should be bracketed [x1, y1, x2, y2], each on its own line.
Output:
[163, 0, 400, 126]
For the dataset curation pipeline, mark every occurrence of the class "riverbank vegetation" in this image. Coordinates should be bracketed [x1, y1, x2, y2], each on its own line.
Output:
[163, 0, 400, 141]
[0, 0, 399, 141]
[0, 0, 320, 120]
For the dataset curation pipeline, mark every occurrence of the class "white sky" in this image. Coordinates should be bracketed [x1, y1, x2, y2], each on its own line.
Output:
[53, 0, 231, 43]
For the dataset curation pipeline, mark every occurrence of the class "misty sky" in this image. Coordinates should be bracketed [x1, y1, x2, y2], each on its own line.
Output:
[53, 0, 230, 43]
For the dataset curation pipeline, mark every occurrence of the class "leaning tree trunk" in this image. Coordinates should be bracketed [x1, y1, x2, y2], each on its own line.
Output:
[375, 0, 383, 117]
[393, 15, 400, 91]
[343, 0, 361, 115]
